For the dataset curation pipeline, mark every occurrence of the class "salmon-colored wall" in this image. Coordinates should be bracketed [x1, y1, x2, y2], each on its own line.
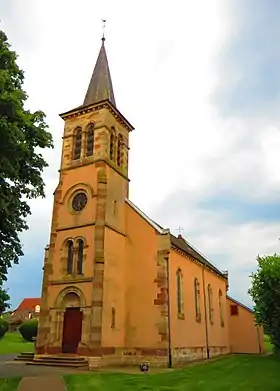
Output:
[105, 167, 127, 234]
[227, 297, 265, 354]
[102, 227, 126, 348]
[56, 169, 97, 232]
[124, 203, 160, 348]
[169, 250, 229, 352]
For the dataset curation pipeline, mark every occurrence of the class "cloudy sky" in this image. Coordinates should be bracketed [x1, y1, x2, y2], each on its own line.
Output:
[1, 0, 280, 309]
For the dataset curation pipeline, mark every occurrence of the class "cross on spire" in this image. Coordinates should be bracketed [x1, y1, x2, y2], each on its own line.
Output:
[177, 226, 184, 236]
[102, 19, 106, 41]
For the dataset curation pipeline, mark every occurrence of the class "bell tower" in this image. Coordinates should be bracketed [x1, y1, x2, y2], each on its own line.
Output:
[36, 36, 134, 357]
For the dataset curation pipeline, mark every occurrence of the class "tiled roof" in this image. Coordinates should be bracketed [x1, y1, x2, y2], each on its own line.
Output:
[171, 234, 227, 279]
[14, 298, 41, 313]
[125, 198, 226, 280]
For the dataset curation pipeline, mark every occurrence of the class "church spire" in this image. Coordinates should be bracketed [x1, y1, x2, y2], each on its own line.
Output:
[83, 36, 116, 107]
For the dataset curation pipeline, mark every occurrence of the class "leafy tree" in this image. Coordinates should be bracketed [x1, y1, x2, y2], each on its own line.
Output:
[0, 29, 53, 306]
[249, 254, 280, 356]
[0, 318, 8, 338]
[0, 287, 10, 315]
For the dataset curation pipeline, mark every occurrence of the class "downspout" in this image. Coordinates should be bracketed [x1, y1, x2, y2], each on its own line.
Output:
[202, 262, 210, 359]
[165, 255, 172, 368]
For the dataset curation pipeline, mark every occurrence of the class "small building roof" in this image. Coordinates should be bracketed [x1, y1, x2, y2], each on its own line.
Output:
[227, 295, 254, 313]
[14, 298, 41, 313]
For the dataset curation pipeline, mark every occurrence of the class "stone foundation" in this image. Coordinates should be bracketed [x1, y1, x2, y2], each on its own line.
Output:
[35, 345, 230, 369]
[172, 346, 230, 365]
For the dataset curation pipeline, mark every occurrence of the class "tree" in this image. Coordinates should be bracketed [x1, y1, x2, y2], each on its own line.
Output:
[249, 254, 280, 356]
[0, 288, 10, 315]
[0, 29, 53, 308]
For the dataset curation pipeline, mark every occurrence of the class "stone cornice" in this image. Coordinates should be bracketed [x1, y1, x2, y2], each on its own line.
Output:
[49, 277, 92, 285]
[59, 157, 130, 182]
[56, 221, 126, 237]
[59, 100, 134, 132]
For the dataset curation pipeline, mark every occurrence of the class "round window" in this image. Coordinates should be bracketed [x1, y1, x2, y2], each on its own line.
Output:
[72, 192, 88, 212]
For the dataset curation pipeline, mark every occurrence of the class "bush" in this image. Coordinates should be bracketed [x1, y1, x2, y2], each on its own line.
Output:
[19, 319, 38, 342]
[0, 318, 8, 338]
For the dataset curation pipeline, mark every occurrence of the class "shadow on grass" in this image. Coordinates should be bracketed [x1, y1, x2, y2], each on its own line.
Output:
[64, 355, 280, 391]
[0, 332, 34, 355]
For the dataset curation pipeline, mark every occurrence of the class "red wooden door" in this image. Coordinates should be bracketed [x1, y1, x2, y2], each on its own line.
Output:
[62, 308, 83, 354]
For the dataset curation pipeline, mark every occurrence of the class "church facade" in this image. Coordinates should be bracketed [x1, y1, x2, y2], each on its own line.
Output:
[35, 38, 264, 368]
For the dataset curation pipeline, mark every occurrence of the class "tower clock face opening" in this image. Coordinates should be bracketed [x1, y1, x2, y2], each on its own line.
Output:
[72, 192, 88, 212]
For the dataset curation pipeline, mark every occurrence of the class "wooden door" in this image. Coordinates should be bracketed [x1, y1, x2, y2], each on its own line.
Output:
[62, 307, 83, 354]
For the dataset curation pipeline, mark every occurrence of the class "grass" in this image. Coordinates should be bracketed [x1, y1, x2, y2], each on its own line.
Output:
[0, 332, 34, 355]
[0, 378, 20, 391]
[64, 355, 280, 391]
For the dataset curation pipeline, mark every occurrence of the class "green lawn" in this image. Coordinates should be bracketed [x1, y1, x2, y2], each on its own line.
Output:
[0, 378, 20, 391]
[64, 355, 280, 391]
[0, 332, 34, 355]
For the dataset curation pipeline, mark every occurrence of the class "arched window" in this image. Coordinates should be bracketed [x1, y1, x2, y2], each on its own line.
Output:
[66, 240, 74, 274]
[73, 127, 82, 160]
[86, 123, 94, 156]
[77, 239, 84, 275]
[176, 269, 184, 316]
[117, 135, 122, 167]
[208, 284, 214, 325]
[110, 132, 115, 160]
[194, 278, 201, 322]
[219, 289, 224, 327]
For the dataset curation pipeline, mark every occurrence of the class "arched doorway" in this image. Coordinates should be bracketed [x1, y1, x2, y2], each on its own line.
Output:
[61, 292, 83, 354]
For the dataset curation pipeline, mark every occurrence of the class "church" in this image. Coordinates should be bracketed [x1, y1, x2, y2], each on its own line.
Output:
[35, 36, 265, 369]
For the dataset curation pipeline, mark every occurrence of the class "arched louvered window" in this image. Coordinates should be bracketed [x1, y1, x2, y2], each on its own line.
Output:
[110, 132, 115, 160]
[194, 278, 201, 322]
[73, 127, 82, 160]
[66, 240, 74, 274]
[77, 239, 84, 275]
[86, 123, 94, 156]
[117, 135, 122, 167]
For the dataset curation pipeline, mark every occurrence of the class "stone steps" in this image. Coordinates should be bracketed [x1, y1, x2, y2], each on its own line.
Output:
[26, 355, 89, 369]
[14, 352, 35, 362]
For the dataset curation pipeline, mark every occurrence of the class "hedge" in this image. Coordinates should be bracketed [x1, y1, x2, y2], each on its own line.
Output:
[19, 319, 38, 342]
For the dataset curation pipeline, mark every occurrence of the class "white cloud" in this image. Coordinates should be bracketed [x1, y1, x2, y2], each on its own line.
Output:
[2, 0, 280, 307]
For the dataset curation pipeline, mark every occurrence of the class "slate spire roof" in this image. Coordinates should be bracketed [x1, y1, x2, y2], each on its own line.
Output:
[83, 38, 116, 107]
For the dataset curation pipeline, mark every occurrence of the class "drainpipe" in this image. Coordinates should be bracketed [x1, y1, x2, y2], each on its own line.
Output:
[202, 263, 210, 359]
[165, 256, 172, 368]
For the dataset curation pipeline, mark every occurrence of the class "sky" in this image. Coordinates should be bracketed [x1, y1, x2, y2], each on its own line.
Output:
[1, 0, 280, 309]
